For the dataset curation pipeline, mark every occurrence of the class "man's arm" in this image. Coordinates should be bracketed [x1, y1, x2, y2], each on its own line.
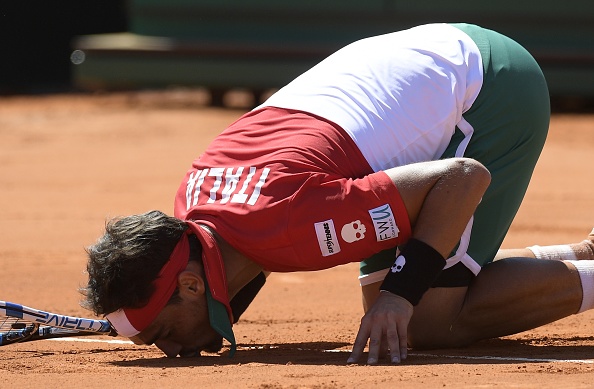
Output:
[348, 157, 491, 364]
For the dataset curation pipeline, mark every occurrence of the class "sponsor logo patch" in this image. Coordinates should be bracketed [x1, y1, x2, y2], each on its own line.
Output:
[341, 220, 366, 243]
[314, 219, 341, 256]
[368, 204, 400, 241]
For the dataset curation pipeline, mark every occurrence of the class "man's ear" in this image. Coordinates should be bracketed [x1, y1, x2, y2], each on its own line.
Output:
[177, 270, 206, 298]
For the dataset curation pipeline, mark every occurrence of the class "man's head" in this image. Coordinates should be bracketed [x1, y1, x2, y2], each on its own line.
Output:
[83, 210, 235, 357]
[83, 210, 187, 315]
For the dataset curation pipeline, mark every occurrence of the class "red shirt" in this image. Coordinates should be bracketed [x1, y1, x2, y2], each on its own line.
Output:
[174, 107, 411, 272]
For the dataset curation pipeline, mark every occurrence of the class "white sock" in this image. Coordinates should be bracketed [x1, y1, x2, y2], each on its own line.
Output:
[528, 245, 577, 261]
[567, 260, 594, 313]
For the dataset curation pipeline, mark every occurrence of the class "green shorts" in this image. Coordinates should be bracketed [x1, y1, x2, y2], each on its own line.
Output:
[360, 23, 550, 287]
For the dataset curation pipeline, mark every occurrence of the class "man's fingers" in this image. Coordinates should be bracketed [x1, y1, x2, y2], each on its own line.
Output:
[366, 323, 384, 364]
[397, 318, 408, 361]
[385, 318, 401, 363]
[348, 293, 413, 364]
[347, 320, 370, 364]
[379, 333, 389, 360]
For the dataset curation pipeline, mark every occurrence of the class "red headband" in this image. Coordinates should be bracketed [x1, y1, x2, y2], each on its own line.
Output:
[106, 222, 234, 338]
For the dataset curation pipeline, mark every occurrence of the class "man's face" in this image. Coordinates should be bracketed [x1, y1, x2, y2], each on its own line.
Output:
[130, 294, 223, 357]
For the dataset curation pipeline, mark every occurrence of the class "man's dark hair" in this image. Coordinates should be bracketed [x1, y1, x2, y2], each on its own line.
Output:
[82, 210, 200, 315]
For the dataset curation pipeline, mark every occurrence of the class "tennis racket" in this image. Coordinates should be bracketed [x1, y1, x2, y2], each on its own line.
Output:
[0, 300, 114, 346]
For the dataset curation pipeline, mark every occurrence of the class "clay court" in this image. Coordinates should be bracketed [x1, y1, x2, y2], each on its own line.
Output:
[1, 91, 594, 388]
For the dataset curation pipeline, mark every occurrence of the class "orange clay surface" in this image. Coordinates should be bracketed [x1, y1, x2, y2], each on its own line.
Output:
[1, 91, 594, 388]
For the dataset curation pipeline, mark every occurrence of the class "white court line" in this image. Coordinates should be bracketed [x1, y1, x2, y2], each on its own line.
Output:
[48, 337, 133, 345]
[47, 338, 594, 364]
[324, 349, 594, 364]
[409, 352, 594, 364]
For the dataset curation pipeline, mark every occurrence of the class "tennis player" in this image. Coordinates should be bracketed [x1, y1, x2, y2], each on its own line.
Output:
[82, 23, 594, 364]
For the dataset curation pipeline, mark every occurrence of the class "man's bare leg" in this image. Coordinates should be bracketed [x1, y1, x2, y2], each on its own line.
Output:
[497, 228, 594, 261]
[409, 257, 581, 348]
[361, 231, 594, 350]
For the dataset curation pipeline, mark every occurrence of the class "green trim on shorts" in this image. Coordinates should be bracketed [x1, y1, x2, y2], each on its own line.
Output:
[360, 24, 550, 280]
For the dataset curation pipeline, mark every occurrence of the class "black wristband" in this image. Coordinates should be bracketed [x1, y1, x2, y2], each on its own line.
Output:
[380, 239, 446, 306]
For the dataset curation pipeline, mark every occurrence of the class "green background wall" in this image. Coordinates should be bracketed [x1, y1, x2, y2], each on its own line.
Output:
[72, 0, 594, 104]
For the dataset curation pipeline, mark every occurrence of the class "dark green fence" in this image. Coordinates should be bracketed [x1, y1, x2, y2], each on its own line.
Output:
[72, 0, 594, 103]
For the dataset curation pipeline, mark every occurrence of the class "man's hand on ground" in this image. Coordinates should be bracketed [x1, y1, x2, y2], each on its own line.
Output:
[347, 291, 413, 364]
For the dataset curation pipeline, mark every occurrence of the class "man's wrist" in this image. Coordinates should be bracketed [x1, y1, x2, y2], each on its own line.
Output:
[378, 290, 414, 309]
[379, 239, 446, 305]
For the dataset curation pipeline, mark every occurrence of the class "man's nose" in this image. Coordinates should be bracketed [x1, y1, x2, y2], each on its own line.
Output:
[154, 339, 183, 358]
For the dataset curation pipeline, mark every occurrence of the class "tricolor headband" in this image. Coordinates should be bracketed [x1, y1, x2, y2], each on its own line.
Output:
[106, 221, 236, 356]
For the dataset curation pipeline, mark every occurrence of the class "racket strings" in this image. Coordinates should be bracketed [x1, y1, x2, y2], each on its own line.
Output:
[0, 316, 39, 345]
